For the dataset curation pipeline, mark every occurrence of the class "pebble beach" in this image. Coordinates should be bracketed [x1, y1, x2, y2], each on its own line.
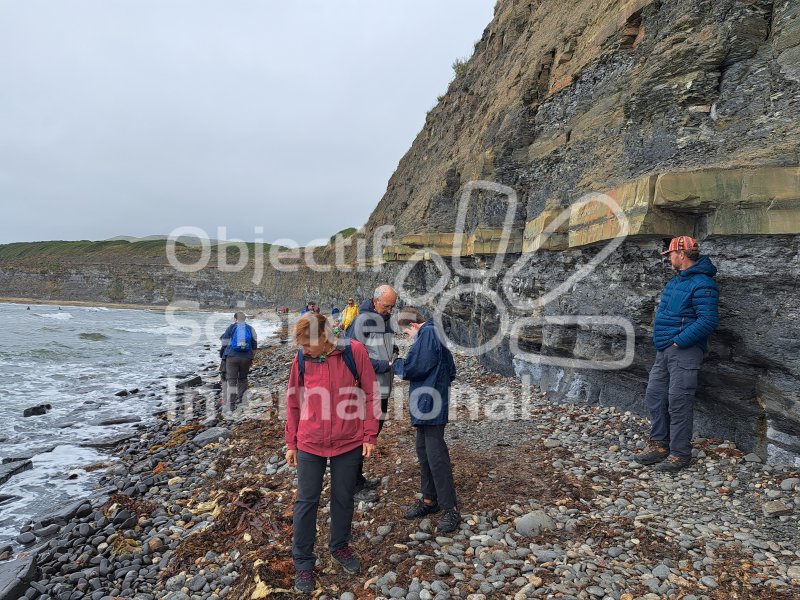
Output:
[2, 326, 799, 600]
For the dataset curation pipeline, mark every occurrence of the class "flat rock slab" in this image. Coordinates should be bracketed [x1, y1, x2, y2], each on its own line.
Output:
[176, 375, 203, 389]
[191, 427, 231, 447]
[95, 416, 142, 426]
[763, 500, 793, 518]
[0, 558, 36, 600]
[81, 433, 136, 449]
[39, 499, 91, 527]
[2, 446, 56, 464]
[0, 460, 32, 486]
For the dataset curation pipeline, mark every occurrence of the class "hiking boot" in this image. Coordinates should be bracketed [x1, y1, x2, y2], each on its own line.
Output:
[404, 499, 441, 520]
[331, 545, 361, 574]
[437, 509, 461, 534]
[633, 440, 670, 465]
[294, 570, 315, 594]
[655, 454, 692, 473]
[353, 488, 379, 503]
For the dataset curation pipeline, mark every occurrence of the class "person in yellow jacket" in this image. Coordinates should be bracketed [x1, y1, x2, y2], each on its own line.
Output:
[341, 297, 359, 332]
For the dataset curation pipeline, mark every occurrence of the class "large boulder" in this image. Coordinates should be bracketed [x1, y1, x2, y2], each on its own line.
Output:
[514, 510, 556, 538]
[191, 427, 231, 447]
[22, 404, 51, 417]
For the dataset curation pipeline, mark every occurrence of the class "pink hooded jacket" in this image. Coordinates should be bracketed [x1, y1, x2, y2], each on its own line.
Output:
[285, 339, 381, 457]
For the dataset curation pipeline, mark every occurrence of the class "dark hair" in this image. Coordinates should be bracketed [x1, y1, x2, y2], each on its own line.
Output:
[685, 249, 700, 261]
[397, 307, 425, 326]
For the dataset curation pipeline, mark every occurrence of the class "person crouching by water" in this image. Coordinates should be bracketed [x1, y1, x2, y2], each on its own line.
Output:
[391, 307, 460, 534]
[219, 312, 257, 413]
[285, 313, 380, 594]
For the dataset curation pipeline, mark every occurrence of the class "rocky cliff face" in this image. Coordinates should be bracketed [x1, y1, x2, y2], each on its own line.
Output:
[357, 0, 800, 465]
[3, 0, 800, 462]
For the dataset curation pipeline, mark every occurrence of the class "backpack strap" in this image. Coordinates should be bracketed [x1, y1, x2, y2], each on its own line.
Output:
[297, 348, 305, 382]
[341, 339, 360, 386]
[296, 342, 360, 387]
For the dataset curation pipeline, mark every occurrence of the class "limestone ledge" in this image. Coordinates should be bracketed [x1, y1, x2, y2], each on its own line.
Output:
[383, 228, 524, 262]
[381, 166, 800, 261]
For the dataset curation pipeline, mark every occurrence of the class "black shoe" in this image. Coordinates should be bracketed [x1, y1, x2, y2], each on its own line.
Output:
[294, 570, 315, 594]
[633, 440, 670, 465]
[437, 509, 461, 534]
[404, 499, 441, 519]
[331, 545, 361, 575]
[655, 454, 691, 472]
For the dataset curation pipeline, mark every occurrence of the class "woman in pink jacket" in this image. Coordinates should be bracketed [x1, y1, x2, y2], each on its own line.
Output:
[285, 313, 380, 594]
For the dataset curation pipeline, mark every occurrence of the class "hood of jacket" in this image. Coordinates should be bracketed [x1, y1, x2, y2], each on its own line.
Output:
[679, 255, 717, 278]
[359, 298, 393, 330]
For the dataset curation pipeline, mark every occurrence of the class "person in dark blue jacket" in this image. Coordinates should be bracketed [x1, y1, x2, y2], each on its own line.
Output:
[392, 307, 460, 534]
[635, 236, 719, 472]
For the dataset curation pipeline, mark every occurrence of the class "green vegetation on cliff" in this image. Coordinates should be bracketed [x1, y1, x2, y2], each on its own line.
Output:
[329, 227, 358, 244]
[0, 240, 177, 259]
[0, 239, 278, 266]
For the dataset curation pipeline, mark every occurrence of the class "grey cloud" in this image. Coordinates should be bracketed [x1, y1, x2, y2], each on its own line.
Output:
[0, 0, 493, 245]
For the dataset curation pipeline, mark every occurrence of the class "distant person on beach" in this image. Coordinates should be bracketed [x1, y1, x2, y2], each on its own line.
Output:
[341, 297, 359, 333]
[284, 313, 380, 593]
[634, 236, 719, 472]
[331, 307, 342, 335]
[219, 312, 258, 412]
[350, 284, 398, 501]
[300, 301, 315, 315]
[392, 307, 460, 533]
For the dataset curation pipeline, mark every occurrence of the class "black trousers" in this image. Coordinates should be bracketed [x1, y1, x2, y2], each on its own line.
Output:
[416, 424, 457, 510]
[292, 447, 361, 571]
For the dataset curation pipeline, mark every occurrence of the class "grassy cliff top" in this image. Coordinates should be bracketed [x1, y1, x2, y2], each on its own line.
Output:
[0, 240, 176, 260]
[0, 239, 276, 268]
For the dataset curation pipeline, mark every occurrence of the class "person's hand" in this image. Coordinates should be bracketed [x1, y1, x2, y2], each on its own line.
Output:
[362, 443, 376, 458]
[286, 449, 298, 467]
[672, 343, 679, 347]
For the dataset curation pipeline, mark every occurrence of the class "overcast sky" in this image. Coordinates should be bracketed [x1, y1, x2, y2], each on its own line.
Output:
[0, 1, 494, 246]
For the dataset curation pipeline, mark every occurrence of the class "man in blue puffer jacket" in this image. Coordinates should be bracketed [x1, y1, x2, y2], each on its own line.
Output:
[635, 236, 719, 472]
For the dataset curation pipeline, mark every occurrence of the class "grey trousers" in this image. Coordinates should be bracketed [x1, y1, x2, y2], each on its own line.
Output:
[292, 447, 361, 571]
[224, 355, 252, 408]
[416, 425, 457, 510]
[644, 344, 704, 458]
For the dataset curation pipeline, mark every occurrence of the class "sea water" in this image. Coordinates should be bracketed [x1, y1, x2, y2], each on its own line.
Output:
[0, 302, 276, 545]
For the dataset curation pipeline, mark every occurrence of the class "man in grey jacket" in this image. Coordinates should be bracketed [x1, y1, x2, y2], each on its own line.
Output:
[351, 284, 398, 501]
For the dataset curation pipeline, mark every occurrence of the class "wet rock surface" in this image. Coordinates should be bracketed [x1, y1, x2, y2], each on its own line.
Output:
[3, 340, 797, 599]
